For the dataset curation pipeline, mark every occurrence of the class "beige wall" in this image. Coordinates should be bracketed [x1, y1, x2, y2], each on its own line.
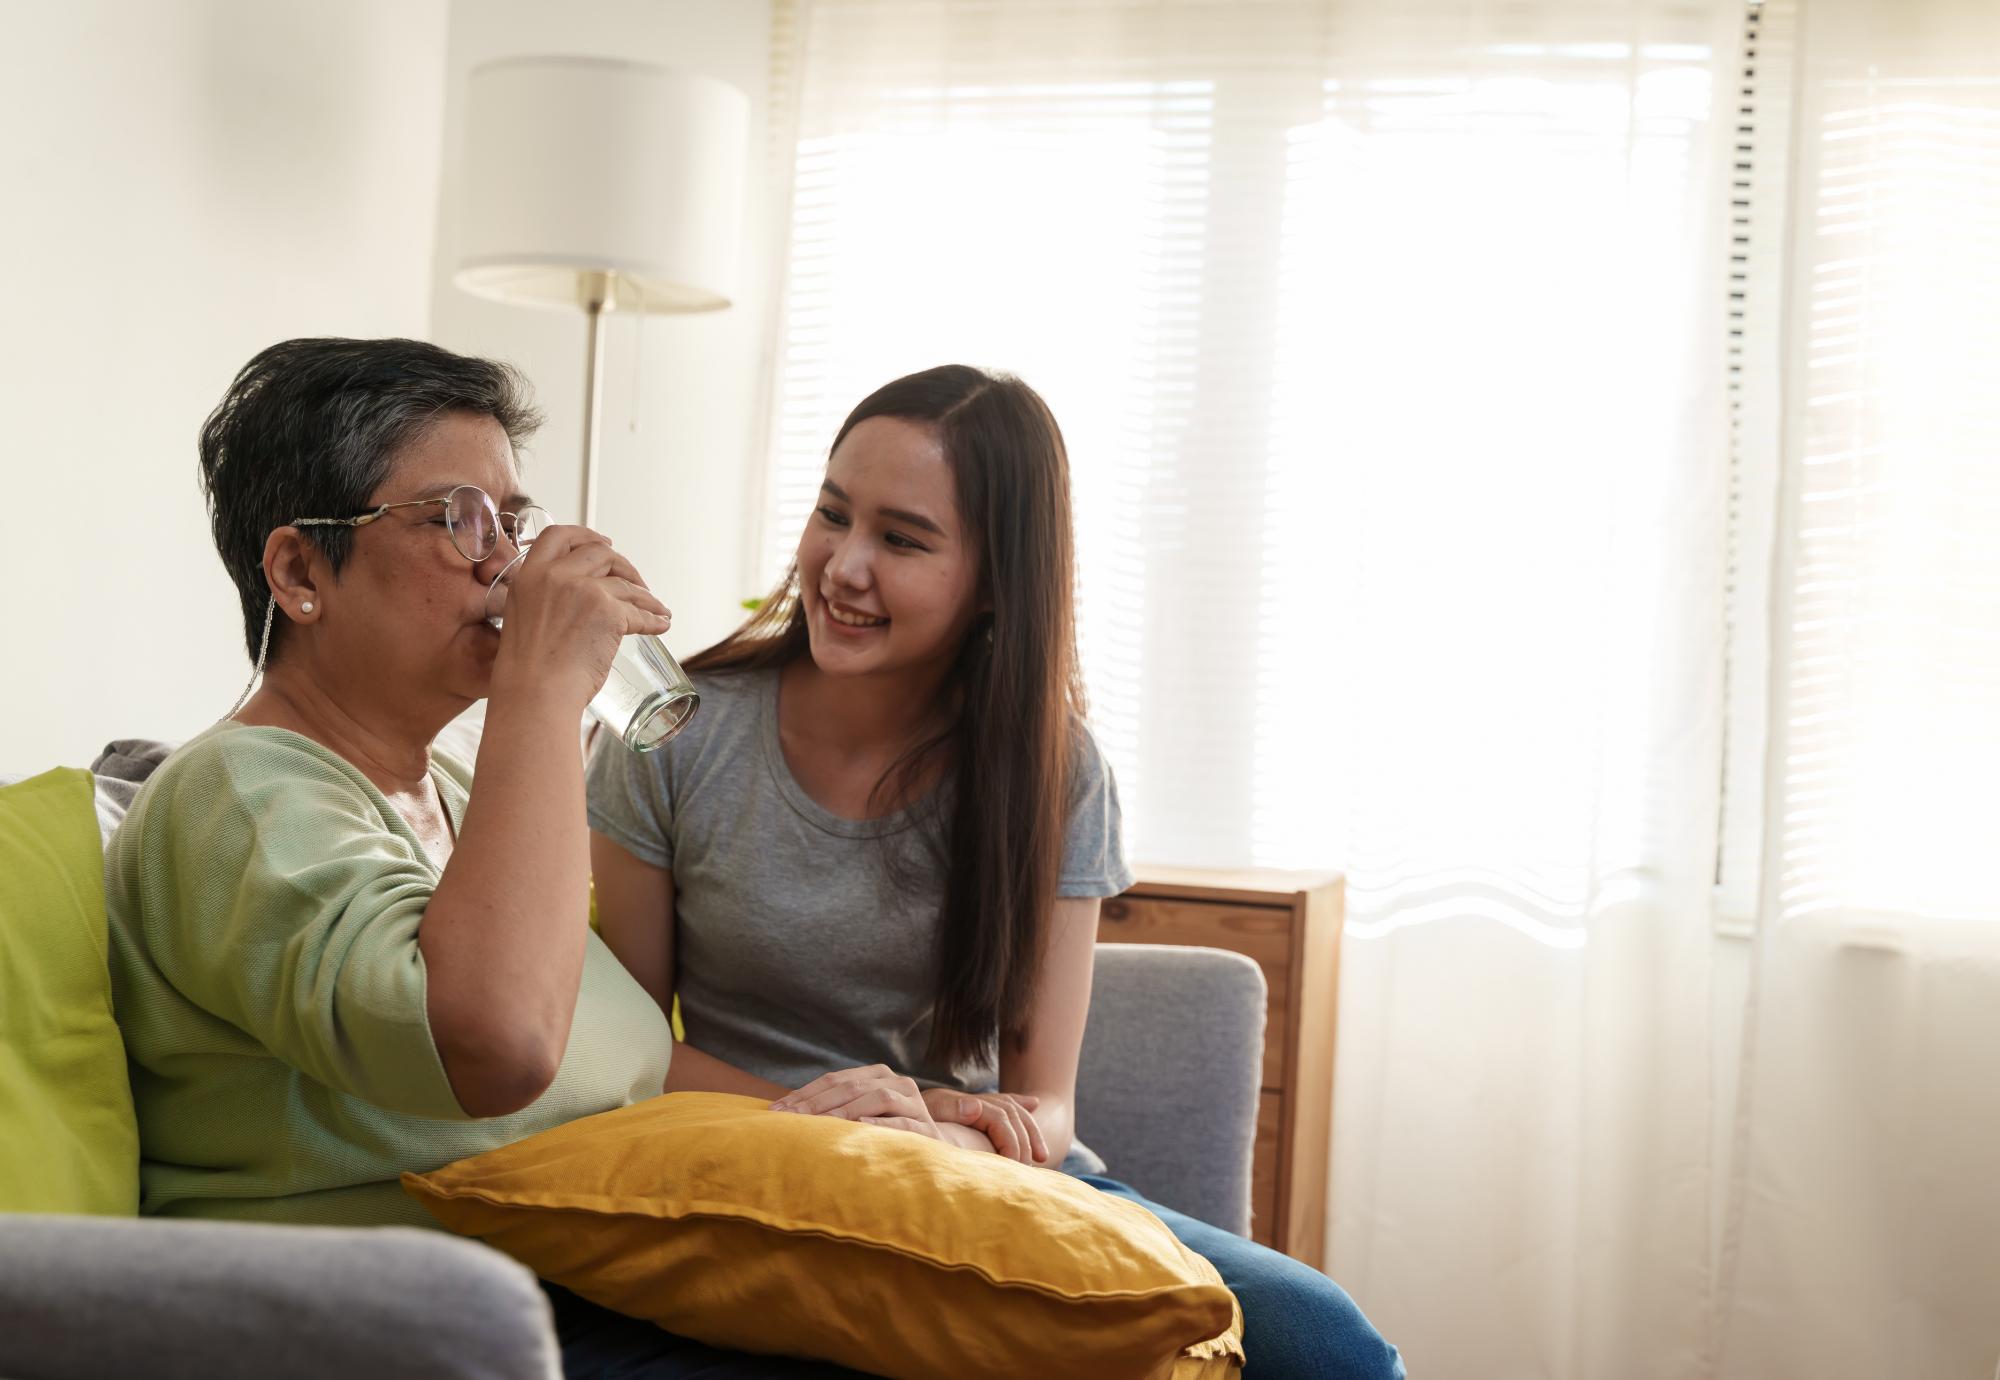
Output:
[0, 1, 452, 769]
[428, 0, 776, 669]
[0, 0, 775, 772]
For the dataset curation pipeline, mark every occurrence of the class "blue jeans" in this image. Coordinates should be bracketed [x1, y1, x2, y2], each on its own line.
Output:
[547, 1181, 1403, 1379]
[1080, 1176, 1405, 1380]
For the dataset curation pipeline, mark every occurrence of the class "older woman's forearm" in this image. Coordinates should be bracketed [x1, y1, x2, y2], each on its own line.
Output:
[421, 684, 592, 1117]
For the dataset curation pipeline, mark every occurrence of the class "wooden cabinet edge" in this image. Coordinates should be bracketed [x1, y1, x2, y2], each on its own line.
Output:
[1127, 864, 1342, 908]
[1282, 880, 1342, 1269]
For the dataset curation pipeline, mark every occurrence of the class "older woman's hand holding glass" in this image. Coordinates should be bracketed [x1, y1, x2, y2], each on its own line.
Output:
[482, 509, 702, 754]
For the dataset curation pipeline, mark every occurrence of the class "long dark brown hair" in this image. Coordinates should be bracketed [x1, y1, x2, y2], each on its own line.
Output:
[689, 365, 1085, 1072]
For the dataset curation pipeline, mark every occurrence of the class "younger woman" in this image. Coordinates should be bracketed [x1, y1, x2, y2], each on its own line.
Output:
[587, 366, 1402, 1379]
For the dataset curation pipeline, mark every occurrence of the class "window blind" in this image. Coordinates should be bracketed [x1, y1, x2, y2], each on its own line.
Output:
[1756, 4, 2000, 927]
[759, 1, 1732, 935]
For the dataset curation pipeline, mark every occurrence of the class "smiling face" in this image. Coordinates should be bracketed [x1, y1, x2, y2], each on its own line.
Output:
[796, 415, 986, 683]
[314, 410, 531, 705]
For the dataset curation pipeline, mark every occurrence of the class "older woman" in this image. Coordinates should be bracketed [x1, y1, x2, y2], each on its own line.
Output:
[105, 338, 857, 1378]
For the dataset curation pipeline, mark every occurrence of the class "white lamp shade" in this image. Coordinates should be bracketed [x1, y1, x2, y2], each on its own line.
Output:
[455, 56, 748, 314]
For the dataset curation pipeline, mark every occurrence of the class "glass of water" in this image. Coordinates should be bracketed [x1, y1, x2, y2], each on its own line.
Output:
[483, 516, 699, 753]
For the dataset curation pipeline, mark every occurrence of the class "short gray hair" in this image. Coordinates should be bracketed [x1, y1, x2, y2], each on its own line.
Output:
[198, 337, 543, 663]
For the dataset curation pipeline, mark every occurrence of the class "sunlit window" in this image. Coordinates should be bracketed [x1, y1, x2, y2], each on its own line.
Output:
[761, 13, 1727, 948]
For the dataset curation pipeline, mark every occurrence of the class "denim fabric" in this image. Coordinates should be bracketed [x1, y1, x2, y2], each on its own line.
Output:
[1080, 1177, 1406, 1380]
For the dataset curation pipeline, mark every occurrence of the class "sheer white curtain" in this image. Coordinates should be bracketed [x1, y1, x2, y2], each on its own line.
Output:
[1294, 14, 1737, 1376]
[757, 2, 1734, 1375]
[1715, 1, 2000, 1376]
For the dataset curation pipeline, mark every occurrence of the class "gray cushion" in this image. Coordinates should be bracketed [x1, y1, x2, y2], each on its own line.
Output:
[0, 1214, 560, 1380]
[87, 738, 176, 845]
[1075, 944, 1267, 1236]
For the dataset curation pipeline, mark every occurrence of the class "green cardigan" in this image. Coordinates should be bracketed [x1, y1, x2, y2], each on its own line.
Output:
[105, 721, 671, 1228]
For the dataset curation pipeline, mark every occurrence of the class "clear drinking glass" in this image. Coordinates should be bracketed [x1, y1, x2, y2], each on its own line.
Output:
[483, 517, 699, 753]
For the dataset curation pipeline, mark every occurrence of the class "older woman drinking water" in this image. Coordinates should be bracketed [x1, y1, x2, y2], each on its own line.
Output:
[105, 337, 862, 1377]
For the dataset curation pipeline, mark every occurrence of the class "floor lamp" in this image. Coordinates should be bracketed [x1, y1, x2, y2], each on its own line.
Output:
[454, 56, 749, 528]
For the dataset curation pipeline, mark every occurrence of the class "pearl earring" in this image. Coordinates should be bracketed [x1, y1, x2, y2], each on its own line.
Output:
[301, 601, 314, 613]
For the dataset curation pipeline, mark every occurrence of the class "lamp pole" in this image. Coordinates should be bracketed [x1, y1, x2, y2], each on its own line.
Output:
[578, 270, 614, 530]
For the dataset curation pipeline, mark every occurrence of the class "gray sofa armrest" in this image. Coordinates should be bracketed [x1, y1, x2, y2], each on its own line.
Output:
[0, 1214, 559, 1380]
[1075, 943, 1266, 1237]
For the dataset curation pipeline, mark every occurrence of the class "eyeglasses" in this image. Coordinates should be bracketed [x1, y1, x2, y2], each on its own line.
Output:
[224, 483, 553, 722]
[293, 484, 550, 564]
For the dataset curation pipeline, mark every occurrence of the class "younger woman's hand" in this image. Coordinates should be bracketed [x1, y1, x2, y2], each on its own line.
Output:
[769, 1065, 944, 1142]
[921, 1088, 1049, 1164]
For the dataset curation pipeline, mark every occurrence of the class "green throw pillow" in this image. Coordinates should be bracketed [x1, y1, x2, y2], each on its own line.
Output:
[0, 768, 139, 1214]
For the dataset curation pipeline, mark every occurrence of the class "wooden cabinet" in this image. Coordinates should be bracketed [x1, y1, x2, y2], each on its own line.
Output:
[1098, 866, 1343, 1269]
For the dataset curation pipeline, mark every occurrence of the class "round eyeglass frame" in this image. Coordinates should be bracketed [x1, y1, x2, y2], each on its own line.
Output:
[292, 484, 550, 565]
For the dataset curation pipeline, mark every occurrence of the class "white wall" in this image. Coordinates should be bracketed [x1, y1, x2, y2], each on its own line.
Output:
[428, 0, 776, 665]
[0, 0, 451, 770]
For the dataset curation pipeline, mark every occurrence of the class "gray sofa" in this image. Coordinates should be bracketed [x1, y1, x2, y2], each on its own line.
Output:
[0, 941, 1267, 1380]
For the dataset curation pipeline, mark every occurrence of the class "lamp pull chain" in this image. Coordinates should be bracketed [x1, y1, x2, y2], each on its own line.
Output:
[629, 312, 644, 434]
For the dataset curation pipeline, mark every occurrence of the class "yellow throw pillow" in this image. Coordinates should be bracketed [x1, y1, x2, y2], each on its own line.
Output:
[405, 1092, 1244, 1380]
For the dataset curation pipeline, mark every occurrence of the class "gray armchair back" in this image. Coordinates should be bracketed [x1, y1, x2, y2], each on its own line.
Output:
[1074, 943, 1268, 1237]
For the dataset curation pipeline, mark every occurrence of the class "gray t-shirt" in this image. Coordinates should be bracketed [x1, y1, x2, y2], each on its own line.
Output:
[584, 665, 1134, 1097]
